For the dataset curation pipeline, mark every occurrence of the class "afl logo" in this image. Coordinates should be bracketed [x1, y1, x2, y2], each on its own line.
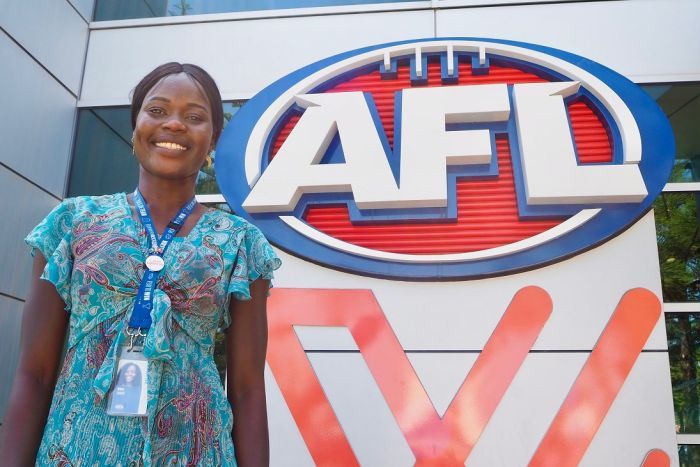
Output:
[216, 38, 674, 280]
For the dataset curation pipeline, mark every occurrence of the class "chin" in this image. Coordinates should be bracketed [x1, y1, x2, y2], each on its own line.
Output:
[141, 162, 199, 181]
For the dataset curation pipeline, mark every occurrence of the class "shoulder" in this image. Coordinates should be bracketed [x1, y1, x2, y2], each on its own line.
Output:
[30, 193, 123, 234]
[207, 209, 265, 238]
[206, 209, 277, 260]
[59, 193, 127, 225]
[66, 193, 126, 215]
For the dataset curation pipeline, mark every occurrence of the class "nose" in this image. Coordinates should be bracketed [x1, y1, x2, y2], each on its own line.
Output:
[162, 115, 186, 132]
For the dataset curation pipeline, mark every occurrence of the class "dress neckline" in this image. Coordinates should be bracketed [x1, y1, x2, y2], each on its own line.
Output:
[117, 191, 214, 244]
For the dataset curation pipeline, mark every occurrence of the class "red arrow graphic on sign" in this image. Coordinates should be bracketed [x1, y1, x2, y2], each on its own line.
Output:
[529, 288, 662, 467]
[267, 286, 551, 465]
[266, 287, 663, 465]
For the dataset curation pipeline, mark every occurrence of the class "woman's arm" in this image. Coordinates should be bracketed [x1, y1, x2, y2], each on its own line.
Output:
[226, 278, 270, 467]
[0, 254, 68, 465]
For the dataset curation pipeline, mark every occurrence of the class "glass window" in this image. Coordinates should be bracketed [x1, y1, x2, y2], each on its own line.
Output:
[646, 83, 700, 303]
[641, 83, 700, 183]
[654, 192, 700, 302]
[68, 102, 242, 197]
[667, 313, 700, 434]
[679, 445, 700, 467]
[94, 0, 419, 21]
[68, 108, 139, 197]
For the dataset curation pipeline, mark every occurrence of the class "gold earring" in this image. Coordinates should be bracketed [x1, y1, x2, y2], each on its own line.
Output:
[205, 153, 213, 168]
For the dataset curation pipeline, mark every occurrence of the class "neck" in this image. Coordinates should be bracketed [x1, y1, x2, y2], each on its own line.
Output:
[137, 168, 197, 214]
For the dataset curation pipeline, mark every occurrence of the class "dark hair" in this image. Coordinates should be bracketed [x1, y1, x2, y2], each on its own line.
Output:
[117, 363, 142, 387]
[131, 62, 224, 144]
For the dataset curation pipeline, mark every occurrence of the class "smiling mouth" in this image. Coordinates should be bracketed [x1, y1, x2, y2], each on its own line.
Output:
[154, 141, 188, 151]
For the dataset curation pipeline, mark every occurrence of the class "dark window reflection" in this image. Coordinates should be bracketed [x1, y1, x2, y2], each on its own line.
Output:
[679, 445, 700, 467]
[68, 108, 139, 197]
[641, 83, 700, 183]
[196, 102, 242, 195]
[94, 0, 417, 20]
[654, 193, 700, 302]
[94, 0, 168, 21]
[667, 313, 700, 433]
[68, 103, 242, 197]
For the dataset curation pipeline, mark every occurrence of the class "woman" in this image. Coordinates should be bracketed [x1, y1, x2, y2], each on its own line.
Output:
[0, 63, 280, 465]
[108, 363, 144, 415]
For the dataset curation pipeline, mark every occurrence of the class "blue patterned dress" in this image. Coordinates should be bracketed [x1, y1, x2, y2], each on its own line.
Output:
[25, 193, 281, 466]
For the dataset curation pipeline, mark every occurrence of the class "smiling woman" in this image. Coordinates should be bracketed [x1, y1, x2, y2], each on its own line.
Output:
[133, 72, 216, 182]
[0, 63, 280, 466]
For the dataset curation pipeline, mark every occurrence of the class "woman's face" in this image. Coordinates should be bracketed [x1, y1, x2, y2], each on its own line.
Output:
[133, 72, 214, 181]
[124, 365, 137, 384]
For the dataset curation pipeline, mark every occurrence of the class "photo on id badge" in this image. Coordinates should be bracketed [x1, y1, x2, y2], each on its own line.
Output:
[107, 349, 148, 416]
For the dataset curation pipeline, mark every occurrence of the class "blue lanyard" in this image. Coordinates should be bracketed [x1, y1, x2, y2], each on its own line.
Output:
[128, 189, 197, 331]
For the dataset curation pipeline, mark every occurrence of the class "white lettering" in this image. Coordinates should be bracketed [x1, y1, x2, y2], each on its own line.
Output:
[244, 82, 647, 213]
[397, 84, 510, 207]
[242, 92, 400, 213]
[512, 82, 647, 204]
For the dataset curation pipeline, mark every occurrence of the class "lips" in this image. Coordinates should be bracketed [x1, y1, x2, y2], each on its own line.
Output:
[154, 141, 188, 151]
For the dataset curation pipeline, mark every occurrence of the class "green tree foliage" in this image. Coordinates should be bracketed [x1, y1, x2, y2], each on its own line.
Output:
[656, 187, 700, 465]
[655, 191, 700, 302]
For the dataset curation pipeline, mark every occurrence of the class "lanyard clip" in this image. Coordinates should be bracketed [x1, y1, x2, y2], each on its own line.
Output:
[126, 327, 147, 352]
[149, 246, 164, 255]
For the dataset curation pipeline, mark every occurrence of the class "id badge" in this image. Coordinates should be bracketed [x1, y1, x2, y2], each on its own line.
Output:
[106, 347, 148, 417]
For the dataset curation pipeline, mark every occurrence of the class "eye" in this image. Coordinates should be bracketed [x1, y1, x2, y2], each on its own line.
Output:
[187, 113, 206, 122]
[146, 107, 165, 115]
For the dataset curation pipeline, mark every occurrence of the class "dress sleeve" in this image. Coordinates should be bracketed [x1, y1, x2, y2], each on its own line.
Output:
[25, 199, 74, 310]
[227, 223, 281, 302]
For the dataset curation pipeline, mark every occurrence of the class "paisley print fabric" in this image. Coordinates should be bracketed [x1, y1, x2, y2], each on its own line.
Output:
[26, 193, 281, 466]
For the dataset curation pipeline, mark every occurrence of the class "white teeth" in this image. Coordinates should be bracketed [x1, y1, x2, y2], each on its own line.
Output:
[155, 142, 187, 151]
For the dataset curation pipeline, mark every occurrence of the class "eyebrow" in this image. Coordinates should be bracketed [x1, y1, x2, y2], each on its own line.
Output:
[146, 96, 210, 113]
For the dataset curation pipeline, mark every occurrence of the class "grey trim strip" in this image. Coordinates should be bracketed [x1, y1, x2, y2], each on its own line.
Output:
[677, 434, 700, 445]
[438, 0, 623, 11]
[88, 0, 621, 30]
[0, 26, 78, 99]
[663, 182, 700, 193]
[0, 161, 62, 202]
[665, 303, 700, 313]
[89, 2, 430, 30]
[0, 291, 25, 303]
[64, 0, 91, 24]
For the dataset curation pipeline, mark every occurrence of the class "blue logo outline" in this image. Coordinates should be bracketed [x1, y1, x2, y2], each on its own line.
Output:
[216, 38, 674, 280]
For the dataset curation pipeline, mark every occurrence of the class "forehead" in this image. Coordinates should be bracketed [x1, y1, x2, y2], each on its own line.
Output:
[143, 73, 210, 109]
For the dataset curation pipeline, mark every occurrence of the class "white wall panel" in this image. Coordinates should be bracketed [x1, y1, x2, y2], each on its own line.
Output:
[436, 0, 700, 82]
[582, 352, 678, 466]
[0, 35, 76, 197]
[0, 168, 61, 300]
[68, 0, 94, 22]
[266, 365, 316, 467]
[308, 353, 416, 466]
[80, 10, 434, 104]
[0, 296, 24, 422]
[267, 352, 678, 466]
[466, 352, 587, 466]
[273, 212, 667, 351]
[469, 353, 678, 466]
[1, 0, 88, 93]
[405, 353, 478, 417]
